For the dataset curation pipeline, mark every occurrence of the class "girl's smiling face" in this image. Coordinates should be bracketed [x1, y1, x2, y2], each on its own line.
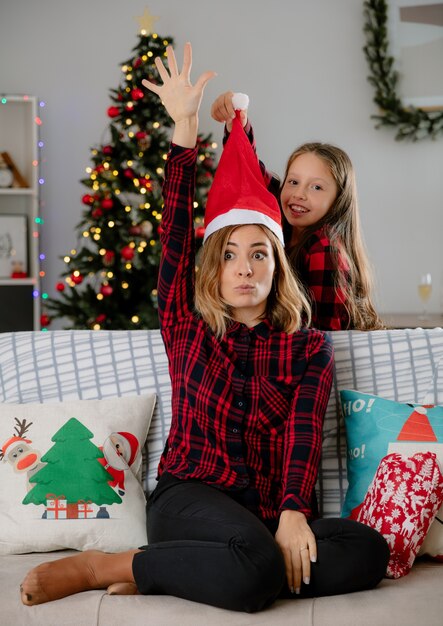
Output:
[280, 152, 338, 243]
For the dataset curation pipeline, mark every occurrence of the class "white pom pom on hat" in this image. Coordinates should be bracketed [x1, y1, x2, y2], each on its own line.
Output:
[203, 96, 283, 245]
[232, 92, 249, 110]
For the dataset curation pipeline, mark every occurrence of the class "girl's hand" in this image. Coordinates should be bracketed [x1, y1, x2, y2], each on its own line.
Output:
[275, 510, 317, 594]
[211, 91, 248, 131]
[142, 42, 215, 147]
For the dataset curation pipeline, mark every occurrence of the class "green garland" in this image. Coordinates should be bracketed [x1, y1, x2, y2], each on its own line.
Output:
[363, 0, 443, 140]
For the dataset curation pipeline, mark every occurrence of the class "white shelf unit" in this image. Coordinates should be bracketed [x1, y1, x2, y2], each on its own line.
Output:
[0, 95, 40, 331]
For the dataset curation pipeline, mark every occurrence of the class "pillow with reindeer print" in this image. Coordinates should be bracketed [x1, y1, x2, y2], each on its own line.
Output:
[0, 395, 156, 554]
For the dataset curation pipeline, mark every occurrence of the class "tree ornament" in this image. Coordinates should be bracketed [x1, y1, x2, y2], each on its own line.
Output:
[71, 273, 83, 285]
[95, 313, 106, 323]
[103, 250, 116, 266]
[91, 208, 104, 219]
[82, 194, 95, 205]
[120, 245, 135, 261]
[129, 225, 142, 236]
[195, 226, 206, 239]
[40, 314, 51, 327]
[55, 282, 65, 292]
[100, 284, 113, 297]
[131, 88, 144, 101]
[102, 145, 113, 156]
[123, 168, 136, 179]
[101, 198, 114, 210]
[107, 106, 120, 118]
[139, 177, 152, 190]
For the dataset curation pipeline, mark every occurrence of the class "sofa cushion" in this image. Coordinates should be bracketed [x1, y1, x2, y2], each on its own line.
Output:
[353, 451, 443, 578]
[0, 394, 155, 554]
[0, 329, 171, 493]
[319, 329, 443, 518]
[339, 389, 443, 513]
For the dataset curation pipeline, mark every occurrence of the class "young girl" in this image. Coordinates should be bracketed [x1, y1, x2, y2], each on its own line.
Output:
[20, 44, 388, 612]
[211, 93, 383, 331]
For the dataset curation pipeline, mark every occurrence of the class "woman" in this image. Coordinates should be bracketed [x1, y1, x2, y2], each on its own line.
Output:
[20, 43, 388, 612]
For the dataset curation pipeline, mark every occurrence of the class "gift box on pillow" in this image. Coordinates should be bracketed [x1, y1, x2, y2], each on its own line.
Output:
[77, 500, 94, 519]
[46, 494, 67, 520]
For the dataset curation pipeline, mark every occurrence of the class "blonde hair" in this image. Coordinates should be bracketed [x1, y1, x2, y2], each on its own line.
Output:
[195, 225, 311, 338]
[282, 142, 383, 331]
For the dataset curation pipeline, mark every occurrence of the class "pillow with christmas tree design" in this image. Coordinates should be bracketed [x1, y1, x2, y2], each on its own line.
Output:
[0, 394, 156, 554]
[340, 389, 443, 559]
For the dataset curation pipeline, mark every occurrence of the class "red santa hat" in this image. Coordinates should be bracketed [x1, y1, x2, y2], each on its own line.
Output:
[203, 94, 284, 245]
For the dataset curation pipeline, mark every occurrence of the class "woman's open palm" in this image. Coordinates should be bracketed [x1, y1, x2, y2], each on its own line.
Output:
[142, 42, 215, 124]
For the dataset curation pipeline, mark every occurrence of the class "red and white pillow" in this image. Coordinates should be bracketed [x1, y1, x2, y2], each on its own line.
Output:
[353, 451, 443, 578]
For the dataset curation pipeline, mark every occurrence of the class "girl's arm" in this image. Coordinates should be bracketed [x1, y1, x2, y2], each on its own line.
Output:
[211, 91, 280, 194]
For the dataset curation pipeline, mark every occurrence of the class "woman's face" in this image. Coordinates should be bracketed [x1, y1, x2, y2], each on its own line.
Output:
[219, 225, 275, 327]
[280, 152, 338, 243]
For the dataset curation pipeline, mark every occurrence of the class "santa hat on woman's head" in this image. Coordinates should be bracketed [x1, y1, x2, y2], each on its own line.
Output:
[203, 94, 283, 245]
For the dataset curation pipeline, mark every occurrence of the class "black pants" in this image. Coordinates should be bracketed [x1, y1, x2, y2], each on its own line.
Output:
[132, 473, 389, 613]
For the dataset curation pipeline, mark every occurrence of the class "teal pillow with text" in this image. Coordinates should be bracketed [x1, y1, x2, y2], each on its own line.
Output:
[340, 390, 443, 526]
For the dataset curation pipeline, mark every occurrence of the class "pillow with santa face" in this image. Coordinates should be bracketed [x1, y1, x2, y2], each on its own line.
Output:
[340, 389, 443, 559]
[0, 395, 156, 554]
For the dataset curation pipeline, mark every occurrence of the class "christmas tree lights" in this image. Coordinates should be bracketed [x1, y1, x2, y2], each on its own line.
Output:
[45, 18, 217, 329]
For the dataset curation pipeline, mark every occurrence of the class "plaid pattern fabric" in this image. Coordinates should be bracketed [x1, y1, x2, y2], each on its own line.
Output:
[295, 228, 351, 330]
[157, 145, 334, 521]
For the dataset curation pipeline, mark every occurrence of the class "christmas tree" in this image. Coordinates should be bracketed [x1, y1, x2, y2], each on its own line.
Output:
[23, 418, 121, 509]
[45, 10, 217, 330]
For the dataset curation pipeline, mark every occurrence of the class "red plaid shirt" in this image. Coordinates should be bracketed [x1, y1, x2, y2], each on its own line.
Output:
[157, 144, 334, 521]
[294, 228, 351, 331]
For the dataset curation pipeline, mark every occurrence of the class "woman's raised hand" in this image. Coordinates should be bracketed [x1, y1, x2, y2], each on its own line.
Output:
[142, 42, 215, 147]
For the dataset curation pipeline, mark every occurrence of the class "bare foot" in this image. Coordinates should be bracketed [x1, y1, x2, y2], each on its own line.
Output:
[20, 549, 140, 606]
[107, 582, 139, 595]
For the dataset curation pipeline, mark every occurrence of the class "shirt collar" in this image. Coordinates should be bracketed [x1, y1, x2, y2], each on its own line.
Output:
[226, 318, 271, 341]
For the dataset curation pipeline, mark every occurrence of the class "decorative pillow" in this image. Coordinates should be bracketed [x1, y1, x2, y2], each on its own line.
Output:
[340, 389, 443, 558]
[354, 452, 443, 578]
[0, 395, 156, 555]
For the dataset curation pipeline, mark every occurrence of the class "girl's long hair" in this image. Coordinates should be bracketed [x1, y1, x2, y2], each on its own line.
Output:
[282, 142, 383, 330]
[195, 225, 311, 338]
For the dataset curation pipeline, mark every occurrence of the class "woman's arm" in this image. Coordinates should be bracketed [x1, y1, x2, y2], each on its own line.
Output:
[275, 332, 334, 593]
[142, 44, 215, 328]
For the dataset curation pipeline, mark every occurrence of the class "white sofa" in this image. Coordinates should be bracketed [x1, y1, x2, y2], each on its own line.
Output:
[1, 327, 443, 626]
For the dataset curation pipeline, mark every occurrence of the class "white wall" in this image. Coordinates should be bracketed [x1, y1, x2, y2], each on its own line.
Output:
[1, 0, 442, 319]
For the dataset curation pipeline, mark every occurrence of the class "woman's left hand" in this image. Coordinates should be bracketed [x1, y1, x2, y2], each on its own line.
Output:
[275, 510, 317, 594]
